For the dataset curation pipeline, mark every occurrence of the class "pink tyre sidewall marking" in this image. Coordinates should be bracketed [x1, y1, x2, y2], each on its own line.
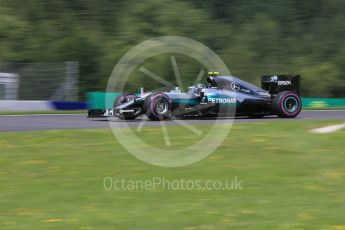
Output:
[119, 95, 135, 105]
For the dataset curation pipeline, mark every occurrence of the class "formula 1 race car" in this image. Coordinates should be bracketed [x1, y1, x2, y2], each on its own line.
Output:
[88, 72, 302, 120]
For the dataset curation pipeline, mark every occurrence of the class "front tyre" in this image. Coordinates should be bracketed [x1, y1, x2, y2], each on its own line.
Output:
[144, 93, 172, 121]
[273, 91, 302, 118]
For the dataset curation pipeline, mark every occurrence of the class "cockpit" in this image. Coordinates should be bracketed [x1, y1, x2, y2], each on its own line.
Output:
[187, 72, 270, 97]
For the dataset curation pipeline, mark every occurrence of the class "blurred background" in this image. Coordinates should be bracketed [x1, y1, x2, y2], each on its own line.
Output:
[0, 0, 344, 101]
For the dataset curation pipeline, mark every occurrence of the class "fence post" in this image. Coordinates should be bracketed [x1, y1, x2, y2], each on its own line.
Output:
[65, 61, 79, 101]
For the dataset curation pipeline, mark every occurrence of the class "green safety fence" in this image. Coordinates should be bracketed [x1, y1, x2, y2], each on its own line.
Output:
[302, 98, 345, 109]
[87, 92, 345, 109]
[87, 92, 120, 109]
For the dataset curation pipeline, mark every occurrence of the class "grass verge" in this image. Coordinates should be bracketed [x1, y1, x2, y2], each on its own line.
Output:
[303, 106, 345, 110]
[0, 120, 344, 229]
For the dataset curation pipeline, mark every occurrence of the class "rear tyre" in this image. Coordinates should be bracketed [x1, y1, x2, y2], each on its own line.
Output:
[113, 93, 138, 120]
[273, 91, 302, 118]
[144, 93, 172, 121]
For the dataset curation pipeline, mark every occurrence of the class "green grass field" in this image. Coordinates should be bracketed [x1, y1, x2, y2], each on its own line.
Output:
[0, 120, 344, 229]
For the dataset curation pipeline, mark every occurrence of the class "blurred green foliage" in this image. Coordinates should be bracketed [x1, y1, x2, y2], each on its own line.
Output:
[0, 0, 344, 97]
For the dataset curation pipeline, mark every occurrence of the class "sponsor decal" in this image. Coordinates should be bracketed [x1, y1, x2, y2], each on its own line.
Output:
[240, 89, 251, 93]
[231, 82, 240, 91]
[278, 81, 292, 86]
[208, 97, 236, 104]
[310, 101, 328, 108]
[271, 75, 278, 82]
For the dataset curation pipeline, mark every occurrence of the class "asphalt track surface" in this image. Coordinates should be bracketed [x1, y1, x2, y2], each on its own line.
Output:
[0, 110, 344, 132]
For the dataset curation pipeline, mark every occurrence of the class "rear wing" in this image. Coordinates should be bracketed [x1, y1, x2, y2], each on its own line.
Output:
[261, 75, 300, 95]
